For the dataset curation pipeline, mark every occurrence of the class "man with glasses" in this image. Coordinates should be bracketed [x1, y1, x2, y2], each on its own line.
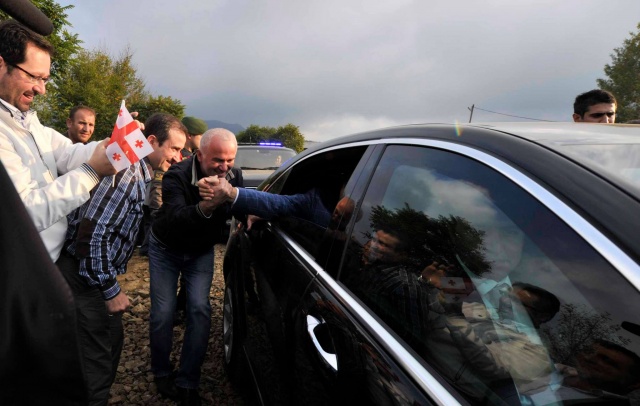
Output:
[572, 89, 617, 123]
[0, 20, 116, 263]
[0, 19, 117, 405]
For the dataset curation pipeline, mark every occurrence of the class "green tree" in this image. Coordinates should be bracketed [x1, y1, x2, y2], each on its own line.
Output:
[42, 47, 146, 138]
[597, 23, 640, 123]
[276, 123, 305, 153]
[130, 95, 185, 122]
[0, 0, 82, 78]
[542, 303, 630, 365]
[368, 204, 490, 274]
[40, 47, 184, 139]
[237, 124, 277, 144]
[237, 123, 305, 152]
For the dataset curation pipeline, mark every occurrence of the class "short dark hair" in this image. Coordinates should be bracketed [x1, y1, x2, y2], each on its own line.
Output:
[68, 105, 96, 120]
[512, 282, 560, 316]
[143, 113, 188, 145]
[0, 20, 54, 70]
[573, 89, 617, 117]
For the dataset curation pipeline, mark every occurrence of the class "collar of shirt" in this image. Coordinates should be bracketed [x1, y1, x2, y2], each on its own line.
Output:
[141, 157, 153, 182]
[0, 98, 34, 129]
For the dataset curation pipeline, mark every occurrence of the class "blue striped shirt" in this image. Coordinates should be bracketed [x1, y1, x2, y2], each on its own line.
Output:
[65, 159, 152, 300]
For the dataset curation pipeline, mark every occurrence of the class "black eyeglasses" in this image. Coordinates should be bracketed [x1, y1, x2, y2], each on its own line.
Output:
[8, 62, 50, 84]
[589, 112, 615, 118]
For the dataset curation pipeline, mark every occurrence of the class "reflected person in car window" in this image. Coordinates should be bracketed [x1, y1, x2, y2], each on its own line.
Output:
[410, 215, 560, 402]
[346, 219, 438, 348]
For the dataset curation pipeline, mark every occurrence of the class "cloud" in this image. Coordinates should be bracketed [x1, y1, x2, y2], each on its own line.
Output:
[61, 0, 640, 140]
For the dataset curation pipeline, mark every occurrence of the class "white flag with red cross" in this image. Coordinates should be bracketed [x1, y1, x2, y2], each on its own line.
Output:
[105, 100, 153, 172]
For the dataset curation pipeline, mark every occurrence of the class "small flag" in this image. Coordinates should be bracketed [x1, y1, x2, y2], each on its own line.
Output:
[440, 277, 466, 292]
[105, 100, 153, 172]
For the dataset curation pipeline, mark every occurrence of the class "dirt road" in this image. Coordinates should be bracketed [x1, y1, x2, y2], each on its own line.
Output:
[109, 245, 245, 405]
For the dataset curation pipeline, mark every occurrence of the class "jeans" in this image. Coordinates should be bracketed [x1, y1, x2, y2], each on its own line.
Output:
[148, 233, 214, 389]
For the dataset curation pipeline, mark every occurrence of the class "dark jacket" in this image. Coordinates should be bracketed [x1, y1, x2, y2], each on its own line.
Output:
[151, 155, 243, 254]
[0, 160, 86, 405]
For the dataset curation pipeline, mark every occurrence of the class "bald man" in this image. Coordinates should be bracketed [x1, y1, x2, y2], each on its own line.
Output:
[148, 128, 243, 405]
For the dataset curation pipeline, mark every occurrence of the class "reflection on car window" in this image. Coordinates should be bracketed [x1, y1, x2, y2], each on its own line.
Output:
[341, 145, 640, 405]
[558, 143, 640, 194]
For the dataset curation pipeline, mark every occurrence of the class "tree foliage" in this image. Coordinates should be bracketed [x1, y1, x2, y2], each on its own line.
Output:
[597, 23, 640, 123]
[542, 303, 630, 365]
[0, 0, 82, 78]
[38, 47, 184, 139]
[130, 95, 185, 123]
[237, 123, 305, 152]
[367, 204, 490, 274]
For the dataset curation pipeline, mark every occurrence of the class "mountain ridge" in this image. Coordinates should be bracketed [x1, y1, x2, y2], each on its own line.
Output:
[204, 120, 245, 135]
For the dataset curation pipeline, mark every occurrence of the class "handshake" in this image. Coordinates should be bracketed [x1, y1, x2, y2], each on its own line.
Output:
[197, 175, 238, 215]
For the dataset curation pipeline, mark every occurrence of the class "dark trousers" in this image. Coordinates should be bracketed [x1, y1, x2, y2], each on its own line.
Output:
[57, 252, 124, 406]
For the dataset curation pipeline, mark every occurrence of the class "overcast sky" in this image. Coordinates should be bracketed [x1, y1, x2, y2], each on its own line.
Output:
[59, 1, 640, 141]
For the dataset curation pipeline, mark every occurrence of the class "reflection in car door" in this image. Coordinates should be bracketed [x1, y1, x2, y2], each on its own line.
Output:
[288, 145, 438, 405]
[241, 219, 318, 405]
[297, 272, 436, 405]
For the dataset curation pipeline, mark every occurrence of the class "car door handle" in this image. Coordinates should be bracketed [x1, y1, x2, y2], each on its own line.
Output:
[306, 315, 338, 371]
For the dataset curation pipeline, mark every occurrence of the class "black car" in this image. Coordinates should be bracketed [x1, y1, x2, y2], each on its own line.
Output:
[222, 123, 640, 405]
[235, 143, 297, 188]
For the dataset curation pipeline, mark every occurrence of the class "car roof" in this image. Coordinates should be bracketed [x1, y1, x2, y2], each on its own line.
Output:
[299, 122, 640, 193]
[469, 122, 640, 147]
[304, 121, 640, 148]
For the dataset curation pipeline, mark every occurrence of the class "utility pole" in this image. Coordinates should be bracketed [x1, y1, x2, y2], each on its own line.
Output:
[468, 104, 475, 123]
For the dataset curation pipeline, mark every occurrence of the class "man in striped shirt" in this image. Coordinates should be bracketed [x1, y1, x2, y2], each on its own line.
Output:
[61, 113, 187, 406]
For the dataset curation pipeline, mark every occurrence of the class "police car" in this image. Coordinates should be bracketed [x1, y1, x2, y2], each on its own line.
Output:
[235, 142, 297, 188]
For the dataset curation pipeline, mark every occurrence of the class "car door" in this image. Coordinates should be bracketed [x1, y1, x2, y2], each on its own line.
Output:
[239, 144, 370, 404]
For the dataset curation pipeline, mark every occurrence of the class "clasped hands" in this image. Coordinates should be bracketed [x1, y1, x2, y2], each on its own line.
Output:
[197, 176, 237, 215]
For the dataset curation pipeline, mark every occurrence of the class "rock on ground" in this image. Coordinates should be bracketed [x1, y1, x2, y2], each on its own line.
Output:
[110, 245, 245, 405]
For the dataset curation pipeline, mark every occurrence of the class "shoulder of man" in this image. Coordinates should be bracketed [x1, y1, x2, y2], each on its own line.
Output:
[167, 156, 193, 173]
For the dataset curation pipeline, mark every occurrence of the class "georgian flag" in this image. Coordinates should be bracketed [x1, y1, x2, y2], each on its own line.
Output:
[105, 100, 153, 172]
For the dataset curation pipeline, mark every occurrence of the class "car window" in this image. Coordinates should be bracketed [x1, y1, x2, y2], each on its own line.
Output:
[266, 146, 368, 260]
[340, 144, 640, 405]
[235, 146, 296, 169]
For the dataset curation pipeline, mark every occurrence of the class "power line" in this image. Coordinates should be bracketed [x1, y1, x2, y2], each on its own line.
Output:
[470, 106, 556, 122]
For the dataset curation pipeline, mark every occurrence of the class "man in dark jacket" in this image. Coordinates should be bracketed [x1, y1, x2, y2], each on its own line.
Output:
[148, 128, 242, 406]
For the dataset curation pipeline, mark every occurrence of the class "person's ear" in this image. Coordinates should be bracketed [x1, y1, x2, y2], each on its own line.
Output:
[66, 117, 72, 129]
[572, 113, 583, 122]
[147, 134, 158, 147]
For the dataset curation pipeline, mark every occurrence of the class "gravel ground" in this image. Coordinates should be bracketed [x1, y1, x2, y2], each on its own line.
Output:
[109, 245, 246, 405]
